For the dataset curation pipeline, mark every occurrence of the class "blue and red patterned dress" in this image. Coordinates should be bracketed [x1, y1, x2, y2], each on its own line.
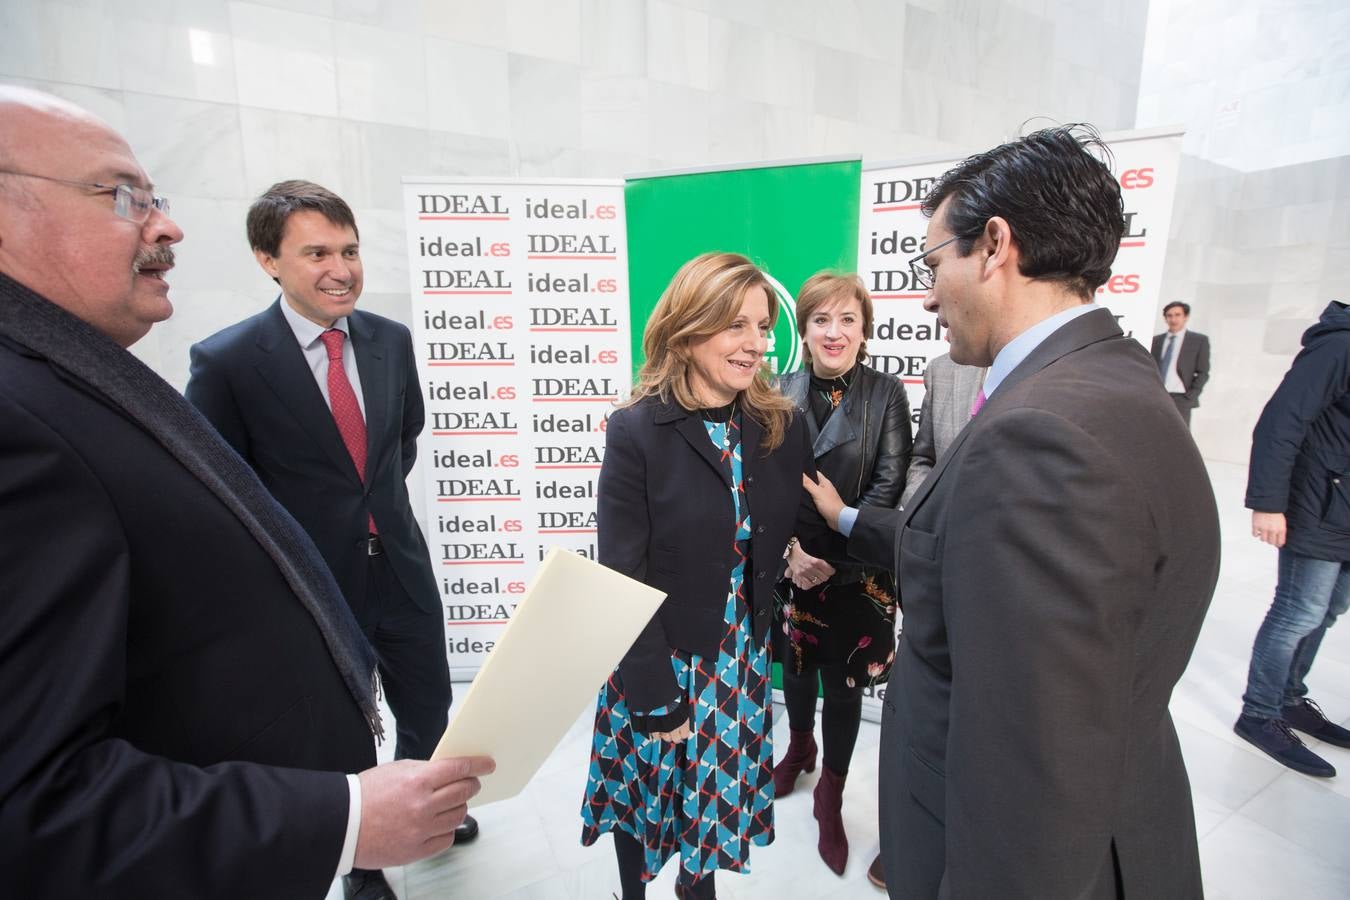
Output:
[580, 411, 775, 883]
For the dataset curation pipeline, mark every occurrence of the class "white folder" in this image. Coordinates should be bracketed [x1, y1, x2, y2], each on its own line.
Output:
[431, 547, 665, 805]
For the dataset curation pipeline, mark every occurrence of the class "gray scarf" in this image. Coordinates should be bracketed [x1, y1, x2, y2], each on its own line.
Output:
[0, 271, 381, 738]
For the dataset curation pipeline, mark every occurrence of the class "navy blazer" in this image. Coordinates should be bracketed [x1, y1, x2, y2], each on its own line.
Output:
[187, 299, 438, 620]
[598, 395, 819, 720]
[1246, 301, 1350, 561]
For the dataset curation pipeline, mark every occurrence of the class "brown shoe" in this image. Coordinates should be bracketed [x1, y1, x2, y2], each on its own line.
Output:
[867, 853, 886, 889]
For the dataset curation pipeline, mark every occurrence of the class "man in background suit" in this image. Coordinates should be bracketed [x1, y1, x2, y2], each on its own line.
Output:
[0, 87, 489, 899]
[1150, 300, 1210, 426]
[805, 126, 1220, 898]
[187, 181, 473, 900]
[899, 352, 987, 509]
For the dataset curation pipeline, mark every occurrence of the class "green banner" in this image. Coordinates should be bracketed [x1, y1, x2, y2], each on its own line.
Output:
[624, 158, 862, 374]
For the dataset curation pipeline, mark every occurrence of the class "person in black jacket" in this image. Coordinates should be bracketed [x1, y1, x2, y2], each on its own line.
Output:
[579, 252, 818, 900]
[1237, 300, 1350, 777]
[771, 273, 912, 876]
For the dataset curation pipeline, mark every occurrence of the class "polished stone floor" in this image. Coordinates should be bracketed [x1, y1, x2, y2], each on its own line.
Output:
[330, 458, 1350, 899]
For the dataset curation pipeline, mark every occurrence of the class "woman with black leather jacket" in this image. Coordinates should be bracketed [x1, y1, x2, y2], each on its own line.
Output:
[772, 272, 913, 876]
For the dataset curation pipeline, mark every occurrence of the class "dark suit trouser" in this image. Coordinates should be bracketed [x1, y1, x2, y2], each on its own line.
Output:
[1169, 393, 1193, 427]
[360, 552, 452, 761]
[879, 695, 944, 900]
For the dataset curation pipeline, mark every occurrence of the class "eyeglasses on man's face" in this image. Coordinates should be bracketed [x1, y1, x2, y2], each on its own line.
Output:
[906, 233, 967, 292]
[0, 169, 170, 223]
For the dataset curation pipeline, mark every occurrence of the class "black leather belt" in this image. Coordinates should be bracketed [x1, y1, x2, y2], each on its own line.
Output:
[367, 535, 384, 557]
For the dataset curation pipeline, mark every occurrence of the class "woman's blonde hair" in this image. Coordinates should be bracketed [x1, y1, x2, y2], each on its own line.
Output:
[629, 251, 795, 452]
[795, 272, 874, 368]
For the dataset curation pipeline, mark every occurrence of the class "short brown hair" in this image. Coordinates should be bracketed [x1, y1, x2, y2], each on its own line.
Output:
[795, 272, 874, 366]
[246, 180, 358, 257]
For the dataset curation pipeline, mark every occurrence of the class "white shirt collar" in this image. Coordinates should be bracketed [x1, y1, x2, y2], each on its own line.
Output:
[983, 303, 1098, 398]
[279, 295, 350, 349]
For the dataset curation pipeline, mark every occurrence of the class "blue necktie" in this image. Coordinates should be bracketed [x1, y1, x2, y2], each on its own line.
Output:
[1159, 334, 1175, 378]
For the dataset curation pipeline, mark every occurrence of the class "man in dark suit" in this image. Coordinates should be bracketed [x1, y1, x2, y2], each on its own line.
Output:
[804, 126, 1221, 898]
[1150, 300, 1211, 426]
[0, 87, 489, 899]
[186, 181, 474, 899]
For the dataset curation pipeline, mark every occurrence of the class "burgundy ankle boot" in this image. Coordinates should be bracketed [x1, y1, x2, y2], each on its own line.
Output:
[813, 765, 848, 875]
[772, 728, 817, 796]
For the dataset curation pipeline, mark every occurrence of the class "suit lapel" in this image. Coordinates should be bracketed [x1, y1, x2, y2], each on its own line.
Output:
[349, 311, 389, 470]
[781, 369, 855, 458]
[904, 309, 1122, 525]
[253, 300, 363, 484]
[665, 403, 733, 489]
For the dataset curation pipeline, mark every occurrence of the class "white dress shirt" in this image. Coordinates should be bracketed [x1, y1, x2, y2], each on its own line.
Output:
[1159, 328, 1188, 394]
[280, 298, 367, 419]
[279, 297, 366, 878]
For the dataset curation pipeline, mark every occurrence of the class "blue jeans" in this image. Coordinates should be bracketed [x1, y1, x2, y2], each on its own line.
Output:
[1241, 548, 1350, 720]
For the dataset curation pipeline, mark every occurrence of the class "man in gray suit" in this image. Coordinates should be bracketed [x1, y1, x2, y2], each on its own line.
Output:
[899, 353, 987, 509]
[806, 126, 1220, 898]
[1150, 301, 1210, 426]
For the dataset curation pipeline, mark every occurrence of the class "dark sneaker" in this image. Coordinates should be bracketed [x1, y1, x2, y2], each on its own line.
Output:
[1234, 713, 1336, 777]
[1282, 698, 1350, 749]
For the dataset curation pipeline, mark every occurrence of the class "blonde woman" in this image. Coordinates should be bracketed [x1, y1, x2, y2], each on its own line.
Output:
[580, 252, 818, 899]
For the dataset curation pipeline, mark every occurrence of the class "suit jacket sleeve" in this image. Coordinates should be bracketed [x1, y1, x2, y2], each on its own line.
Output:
[0, 393, 348, 899]
[902, 365, 937, 509]
[856, 379, 913, 510]
[939, 408, 1151, 896]
[400, 327, 424, 476]
[1246, 336, 1350, 512]
[597, 409, 684, 728]
[1186, 334, 1210, 402]
[186, 340, 251, 461]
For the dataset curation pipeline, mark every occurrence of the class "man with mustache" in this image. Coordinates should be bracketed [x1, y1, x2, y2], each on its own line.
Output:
[186, 180, 470, 900]
[805, 126, 1221, 898]
[0, 86, 491, 899]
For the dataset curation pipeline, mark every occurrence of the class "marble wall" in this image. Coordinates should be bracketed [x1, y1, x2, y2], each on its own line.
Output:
[0, 0, 1149, 387]
[1137, 0, 1350, 464]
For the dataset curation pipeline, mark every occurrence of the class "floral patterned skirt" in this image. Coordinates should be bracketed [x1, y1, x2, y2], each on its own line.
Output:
[776, 568, 897, 687]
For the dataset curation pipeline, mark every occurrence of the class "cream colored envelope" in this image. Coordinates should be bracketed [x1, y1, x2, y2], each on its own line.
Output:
[432, 547, 665, 805]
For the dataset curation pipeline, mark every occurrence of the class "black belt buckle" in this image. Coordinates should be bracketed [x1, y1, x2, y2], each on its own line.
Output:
[366, 535, 384, 557]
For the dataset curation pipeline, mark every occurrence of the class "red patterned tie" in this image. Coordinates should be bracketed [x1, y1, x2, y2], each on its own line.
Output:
[319, 329, 376, 534]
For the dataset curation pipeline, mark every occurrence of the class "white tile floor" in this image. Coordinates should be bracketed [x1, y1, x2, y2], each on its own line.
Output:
[331, 459, 1350, 899]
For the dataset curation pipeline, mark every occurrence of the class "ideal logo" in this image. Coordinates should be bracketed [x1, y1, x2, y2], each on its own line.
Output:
[418, 236, 510, 257]
[523, 197, 618, 220]
[538, 542, 596, 561]
[435, 478, 520, 498]
[441, 542, 525, 561]
[417, 193, 509, 217]
[442, 575, 526, 596]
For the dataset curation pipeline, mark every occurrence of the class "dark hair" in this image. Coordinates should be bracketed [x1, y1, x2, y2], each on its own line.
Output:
[1163, 301, 1190, 316]
[246, 179, 358, 257]
[920, 125, 1124, 300]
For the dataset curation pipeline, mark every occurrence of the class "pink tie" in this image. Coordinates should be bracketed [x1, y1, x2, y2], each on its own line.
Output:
[319, 329, 377, 534]
[970, 389, 987, 418]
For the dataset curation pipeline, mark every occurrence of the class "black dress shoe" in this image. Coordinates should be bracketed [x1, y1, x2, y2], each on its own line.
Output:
[1234, 713, 1336, 777]
[1283, 698, 1350, 748]
[343, 868, 397, 900]
[455, 813, 480, 844]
